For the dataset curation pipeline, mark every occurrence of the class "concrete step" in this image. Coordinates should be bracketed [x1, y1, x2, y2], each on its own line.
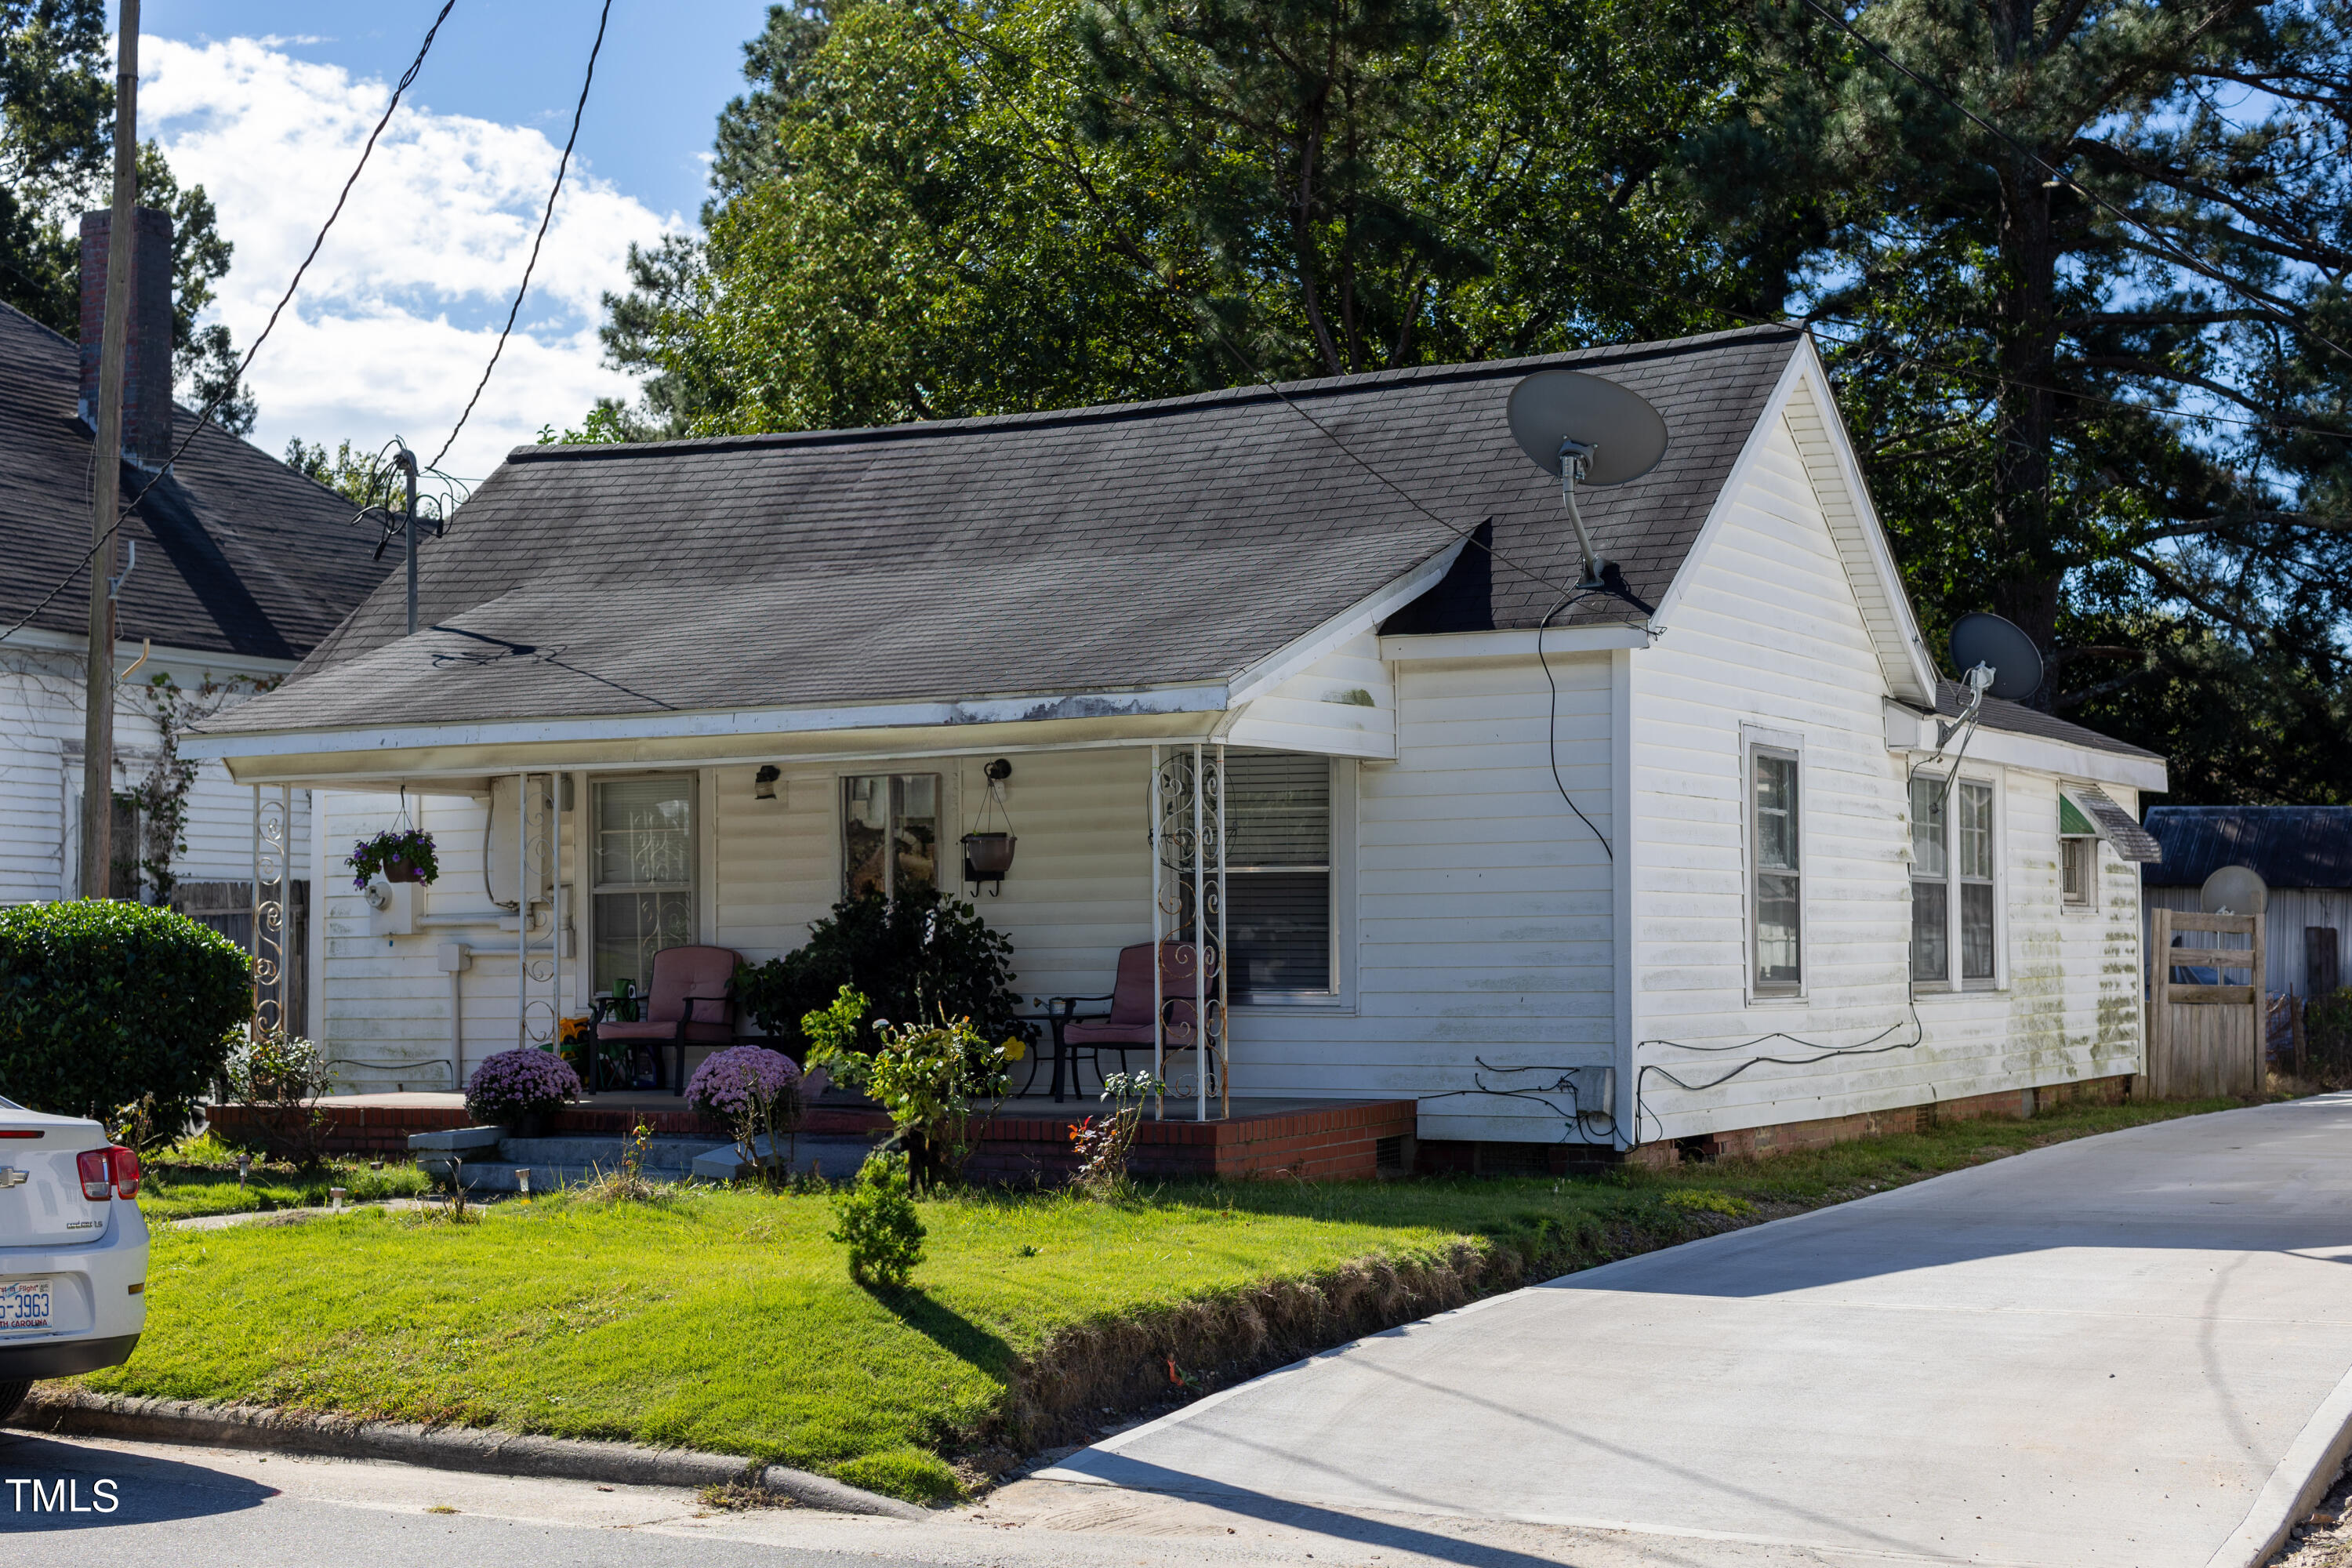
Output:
[494, 1136, 726, 1171]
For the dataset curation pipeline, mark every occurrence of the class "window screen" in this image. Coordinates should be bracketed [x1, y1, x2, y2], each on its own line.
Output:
[1958, 782, 1996, 981]
[1225, 751, 1333, 996]
[1910, 775, 1948, 982]
[592, 776, 696, 994]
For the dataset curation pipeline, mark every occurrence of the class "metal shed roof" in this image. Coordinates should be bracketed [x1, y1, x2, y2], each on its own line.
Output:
[2142, 806, 2352, 888]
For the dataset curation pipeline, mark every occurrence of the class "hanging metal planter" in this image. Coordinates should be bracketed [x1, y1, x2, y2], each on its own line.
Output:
[962, 759, 1018, 894]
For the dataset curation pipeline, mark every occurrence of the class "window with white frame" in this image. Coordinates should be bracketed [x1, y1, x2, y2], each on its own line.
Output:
[1750, 746, 1802, 993]
[2058, 792, 2099, 906]
[1225, 750, 1334, 998]
[1910, 774, 1999, 986]
[591, 775, 697, 994]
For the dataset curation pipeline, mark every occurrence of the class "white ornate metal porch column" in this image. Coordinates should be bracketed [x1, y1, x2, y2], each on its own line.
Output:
[515, 771, 560, 1051]
[248, 784, 292, 1040]
[1149, 743, 1228, 1120]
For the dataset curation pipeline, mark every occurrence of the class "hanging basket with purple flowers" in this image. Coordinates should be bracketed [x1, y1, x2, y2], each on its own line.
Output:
[348, 827, 439, 889]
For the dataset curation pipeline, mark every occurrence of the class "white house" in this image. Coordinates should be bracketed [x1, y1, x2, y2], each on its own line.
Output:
[0, 216, 385, 1034]
[2143, 807, 2351, 1001]
[182, 324, 2168, 1160]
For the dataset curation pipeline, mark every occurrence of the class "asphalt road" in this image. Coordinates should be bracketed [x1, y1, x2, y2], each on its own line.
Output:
[1046, 1094, 2352, 1567]
[0, 1426, 1879, 1566]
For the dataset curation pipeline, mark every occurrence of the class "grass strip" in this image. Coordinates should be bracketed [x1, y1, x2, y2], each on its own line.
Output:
[84, 1095, 2245, 1501]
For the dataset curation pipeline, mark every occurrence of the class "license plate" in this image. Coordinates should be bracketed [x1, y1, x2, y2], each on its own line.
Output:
[0, 1280, 49, 1332]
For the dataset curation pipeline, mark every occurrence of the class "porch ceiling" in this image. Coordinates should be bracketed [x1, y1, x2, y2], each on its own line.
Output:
[205, 705, 1232, 788]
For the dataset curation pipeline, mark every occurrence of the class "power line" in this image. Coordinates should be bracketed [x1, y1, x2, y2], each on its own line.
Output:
[0, 0, 459, 651]
[428, 0, 613, 472]
[1792, 0, 2352, 373]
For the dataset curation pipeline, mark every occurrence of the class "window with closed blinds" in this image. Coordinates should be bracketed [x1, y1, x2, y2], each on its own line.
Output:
[1225, 750, 1333, 997]
[592, 776, 696, 994]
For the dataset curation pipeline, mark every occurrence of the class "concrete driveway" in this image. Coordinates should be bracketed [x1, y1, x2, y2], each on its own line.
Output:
[1041, 1094, 2352, 1567]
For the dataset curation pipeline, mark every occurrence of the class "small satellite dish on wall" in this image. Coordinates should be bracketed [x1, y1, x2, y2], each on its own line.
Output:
[1507, 369, 1669, 590]
[1949, 612, 2045, 702]
[2200, 864, 2268, 916]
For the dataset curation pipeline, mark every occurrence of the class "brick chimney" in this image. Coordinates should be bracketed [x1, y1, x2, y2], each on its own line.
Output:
[78, 205, 176, 470]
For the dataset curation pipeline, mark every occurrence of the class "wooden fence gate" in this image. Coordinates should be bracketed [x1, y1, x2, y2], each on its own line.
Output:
[2148, 909, 2264, 1099]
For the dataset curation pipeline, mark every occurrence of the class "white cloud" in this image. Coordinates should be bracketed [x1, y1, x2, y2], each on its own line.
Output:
[142, 34, 681, 480]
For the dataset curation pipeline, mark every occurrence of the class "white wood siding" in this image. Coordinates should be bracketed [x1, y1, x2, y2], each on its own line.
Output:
[0, 644, 307, 903]
[1225, 632, 1395, 758]
[1628, 416, 2142, 1142]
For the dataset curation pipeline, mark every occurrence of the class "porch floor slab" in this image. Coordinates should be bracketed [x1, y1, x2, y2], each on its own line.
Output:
[221, 1092, 1417, 1181]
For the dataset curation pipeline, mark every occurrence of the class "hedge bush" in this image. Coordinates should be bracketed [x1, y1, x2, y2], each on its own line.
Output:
[0, 901, 251, 1125]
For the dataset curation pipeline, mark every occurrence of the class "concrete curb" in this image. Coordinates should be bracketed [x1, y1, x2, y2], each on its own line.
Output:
[5, 1389, 929, 1520]
[2209, 1360, 2352, 1568]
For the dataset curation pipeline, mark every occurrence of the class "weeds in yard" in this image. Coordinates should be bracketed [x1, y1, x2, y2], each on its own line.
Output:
[1069, 1073, 1164, 1199]
[696, 1481, 795, 1512]
[575, 1122, 670, 1206]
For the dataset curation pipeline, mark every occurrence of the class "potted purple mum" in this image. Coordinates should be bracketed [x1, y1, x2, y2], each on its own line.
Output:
[465, 1047, 581, 1138]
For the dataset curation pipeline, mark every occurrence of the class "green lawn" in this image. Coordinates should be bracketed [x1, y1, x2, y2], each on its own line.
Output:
[88, 1097, 2244, 1501]
[137, 1159, 434, 1223]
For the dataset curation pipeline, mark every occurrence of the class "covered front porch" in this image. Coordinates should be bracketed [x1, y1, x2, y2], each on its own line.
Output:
[239, 693, 1395, 1124]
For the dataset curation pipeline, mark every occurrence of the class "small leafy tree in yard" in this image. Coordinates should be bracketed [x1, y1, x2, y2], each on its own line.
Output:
[733, 887, 1026, 1057]
[224, 1030, 336, 1169]
[0, 901, 250, 1128]
[863, 1010, 1023, 1189]
[1069, 1071, 1166, 1197]
[829, 1149, 924, 1287]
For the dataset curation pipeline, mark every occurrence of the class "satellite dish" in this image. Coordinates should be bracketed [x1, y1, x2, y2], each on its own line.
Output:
[1949, 612, 2045, 702]
[2200, 864, 2268, 916]
[1508, 371, 1669, 485]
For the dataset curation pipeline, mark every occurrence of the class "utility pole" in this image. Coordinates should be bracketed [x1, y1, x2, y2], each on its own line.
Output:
[79, 0, 138, 900]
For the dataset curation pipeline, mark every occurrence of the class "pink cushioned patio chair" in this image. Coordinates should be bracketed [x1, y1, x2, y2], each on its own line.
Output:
[1044, 942, 1205, 1103]
[591, 944, 742, 1095]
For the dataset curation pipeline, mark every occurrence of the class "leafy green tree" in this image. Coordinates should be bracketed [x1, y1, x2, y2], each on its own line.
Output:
[598, 0, 1741, 431]
[281, 437, 393, 508]
[1677, 0, 2352, 798]
[1, 0, 254, 430]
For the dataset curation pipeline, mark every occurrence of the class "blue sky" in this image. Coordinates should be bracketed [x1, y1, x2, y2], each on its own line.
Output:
[132, 1, 771, 224]
[117, 2, 779, 476]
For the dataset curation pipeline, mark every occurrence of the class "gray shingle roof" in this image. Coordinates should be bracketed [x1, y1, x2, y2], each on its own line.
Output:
[0, 301, 388, 659]
[204, 325, 1810, 738]
[1933, 680, 2158, 762]
[2143, 806, 2352, 888]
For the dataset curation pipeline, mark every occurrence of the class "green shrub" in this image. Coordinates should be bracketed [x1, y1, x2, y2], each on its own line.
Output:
[2307, 987, 2352, 1069]
[734, 887, 1026, 1057]
[829, 1151, 925, 1287]
[0, 901, 250, 1125]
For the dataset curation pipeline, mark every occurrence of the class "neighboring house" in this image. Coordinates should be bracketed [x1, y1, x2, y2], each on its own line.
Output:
[2143, 807, 2352, 1000]
[0, 208, 384, 1027]
[183, 324, 2167, 1157]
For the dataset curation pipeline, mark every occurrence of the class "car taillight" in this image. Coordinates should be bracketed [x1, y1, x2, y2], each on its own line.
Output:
[74, 1147, 139, 1201]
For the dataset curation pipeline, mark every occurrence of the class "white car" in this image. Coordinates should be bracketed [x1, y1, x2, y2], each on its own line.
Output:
[0, 1097, 147, 1424]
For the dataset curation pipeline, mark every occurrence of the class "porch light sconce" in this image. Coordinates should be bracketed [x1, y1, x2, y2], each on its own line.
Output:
[753, 764, 781, 802]
[961, 758, 1017, 895]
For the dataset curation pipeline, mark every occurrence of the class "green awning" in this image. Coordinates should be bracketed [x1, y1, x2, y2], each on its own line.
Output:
[2060, 794, 2099, 837]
